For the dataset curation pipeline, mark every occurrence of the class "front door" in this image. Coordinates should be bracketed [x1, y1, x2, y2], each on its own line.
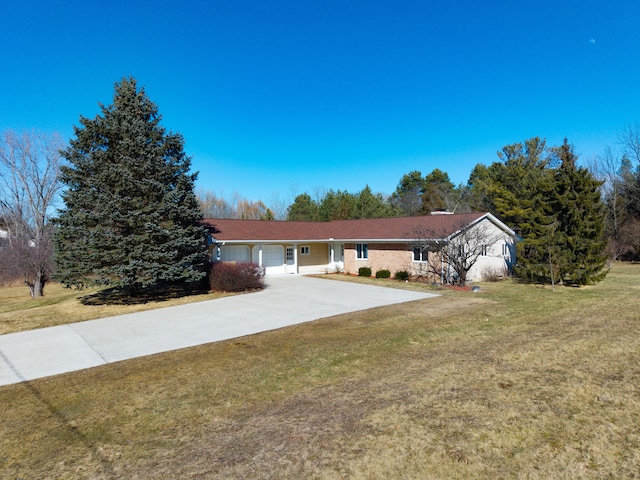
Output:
[330, 243, 345, 271]
[286, 246, 296, 274]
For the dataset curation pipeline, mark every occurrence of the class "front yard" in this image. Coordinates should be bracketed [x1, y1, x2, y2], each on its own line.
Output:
[1, 264, 639, 478]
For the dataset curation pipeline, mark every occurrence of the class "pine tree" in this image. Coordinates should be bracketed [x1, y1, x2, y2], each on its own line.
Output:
[478, 137, 558, 281]
[54, 77, 208, 294]
[469, 137, 609, 285]
[421, 168, 457, 213]
[286, 193, 319, 221]
[317, 190, 358, 221]
[355, 185, 397, 218]
[512, 167, 559, 283]
[389, 170, 425, 216]
[550, 139, 608, 285]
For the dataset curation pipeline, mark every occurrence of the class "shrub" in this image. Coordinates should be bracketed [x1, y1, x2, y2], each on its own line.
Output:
[358, 266, 372, 277]
[375, 269, 391, 279]
[209, 262, 265, 292]
[394, 270, 410, 281]
[482, 266, 507, 282]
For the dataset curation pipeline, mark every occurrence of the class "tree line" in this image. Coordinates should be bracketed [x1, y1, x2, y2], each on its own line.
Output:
[1, 76, 636, 297]
[589, 125, 640, 261]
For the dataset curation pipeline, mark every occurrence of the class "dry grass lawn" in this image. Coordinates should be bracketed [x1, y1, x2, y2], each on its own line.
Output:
[0, 283, 229, 335]
[1, 264, 639, 479]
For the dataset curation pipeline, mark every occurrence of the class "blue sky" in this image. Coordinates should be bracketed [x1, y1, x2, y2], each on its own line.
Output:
[1, 1, 638, 205]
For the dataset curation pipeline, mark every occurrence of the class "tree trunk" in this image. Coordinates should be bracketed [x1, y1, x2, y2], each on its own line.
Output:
[26, 272, 46, 298]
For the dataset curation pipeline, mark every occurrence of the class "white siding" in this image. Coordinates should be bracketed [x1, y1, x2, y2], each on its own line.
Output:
[465, 219, 516, 281]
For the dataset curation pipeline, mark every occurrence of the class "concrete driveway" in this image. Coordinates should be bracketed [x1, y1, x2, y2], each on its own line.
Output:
[0, 275, 436, 386]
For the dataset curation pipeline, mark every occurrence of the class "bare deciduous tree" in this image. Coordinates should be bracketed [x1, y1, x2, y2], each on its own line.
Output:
[0, 130, 64, 296]
[619, 123, 640, 165]
[589, 146, 629, 259]
[198, 190, 236, 218]
[411, 219, 504, 286]
[588, 125, 640, 260]
[197, 190, 277, 220]
[266, 192, 290, 220]
[236, 198, 272, 220]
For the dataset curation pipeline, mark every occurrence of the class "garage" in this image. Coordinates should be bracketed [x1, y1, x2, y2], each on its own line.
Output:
[253, 245, 285, 274]
[220, 245, 250, 263]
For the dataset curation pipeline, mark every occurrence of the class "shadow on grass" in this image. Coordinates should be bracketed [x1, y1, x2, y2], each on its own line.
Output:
[0, 349, 118, 477]
[80, 281, 210, 306]
[513, 276, 586, 288]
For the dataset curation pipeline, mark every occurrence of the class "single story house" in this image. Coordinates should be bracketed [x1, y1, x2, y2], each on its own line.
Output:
[201, 212, 517, 283]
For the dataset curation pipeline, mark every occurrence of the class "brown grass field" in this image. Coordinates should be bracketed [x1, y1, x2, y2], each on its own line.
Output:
[1, 264, 639, 479]
[0, 283, 228, 335]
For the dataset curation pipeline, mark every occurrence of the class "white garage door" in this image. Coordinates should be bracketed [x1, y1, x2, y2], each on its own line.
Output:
[253, 245, 285, 274]
[220, 245, 250, 262]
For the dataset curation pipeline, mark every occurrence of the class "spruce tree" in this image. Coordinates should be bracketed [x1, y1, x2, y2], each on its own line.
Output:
[470, 137, 609, 285]
[54, 77, 208, 293]
[512, 166, 559, 283]
[482, 137, 558, 281]
[550, 139, 608, 284]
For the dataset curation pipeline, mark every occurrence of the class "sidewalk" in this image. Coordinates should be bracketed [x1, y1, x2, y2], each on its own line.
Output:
[0, 276, 436, 386]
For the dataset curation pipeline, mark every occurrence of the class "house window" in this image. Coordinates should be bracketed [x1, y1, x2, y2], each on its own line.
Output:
[480, 245, 488, 256]
[413, 245, 428, 262]
[356, 243, 368, 260]
[502, 243, 510, 256]
[300, 246, 310, 255]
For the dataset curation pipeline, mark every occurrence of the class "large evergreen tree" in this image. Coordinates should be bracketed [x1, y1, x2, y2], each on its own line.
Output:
[421, 168, 457, 213]
[467, 163, 497, 212]
[317, 189, 358, 221]
[54, 77, 208, 293]
[355, 185, 397, 219]
[468, 137, 608, 285]
[489, 138, 559, 282]
[389, 170, 424, 216]
[390, 169, 465, 215]
[286, 193, 319, 221]
[549, 139, 608, 285]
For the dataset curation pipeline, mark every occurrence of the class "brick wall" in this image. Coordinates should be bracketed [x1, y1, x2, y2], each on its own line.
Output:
[344, 242, 413, 276]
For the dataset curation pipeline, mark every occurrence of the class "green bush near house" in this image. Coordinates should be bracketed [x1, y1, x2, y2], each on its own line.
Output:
[358, 267, 372, 277]
[375, 269, 391, 278]
[394, 270, 410, 281]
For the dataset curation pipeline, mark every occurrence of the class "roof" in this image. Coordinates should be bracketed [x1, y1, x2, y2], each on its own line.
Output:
[201, 212, 515, 243]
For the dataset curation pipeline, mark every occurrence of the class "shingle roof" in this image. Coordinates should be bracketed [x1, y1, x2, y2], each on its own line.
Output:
[201, 212, 504, 243]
